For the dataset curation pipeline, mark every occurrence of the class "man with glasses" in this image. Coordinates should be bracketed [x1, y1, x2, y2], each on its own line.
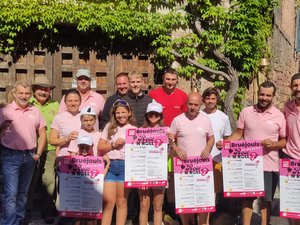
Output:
[59, 69, 105, 131]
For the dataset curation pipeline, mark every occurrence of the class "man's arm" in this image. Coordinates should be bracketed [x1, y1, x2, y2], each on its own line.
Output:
[33, 127, 46, 161]
[201, 135, 215, 159]
[261, 137, 286, 152]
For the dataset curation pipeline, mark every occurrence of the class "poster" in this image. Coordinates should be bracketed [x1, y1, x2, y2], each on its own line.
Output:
[280, 158, 300, 219]
[173, 156, 215, 214]
[125, 127, 168, 188]
[59, 156, 104, 219]
[222, 140, 264, 198]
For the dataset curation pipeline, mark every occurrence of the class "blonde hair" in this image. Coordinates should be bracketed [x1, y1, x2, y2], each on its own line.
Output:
[128, 71, 144, 81]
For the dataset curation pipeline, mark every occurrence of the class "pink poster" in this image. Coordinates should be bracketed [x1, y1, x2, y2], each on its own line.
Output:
[222, 140, 265, 198]
[59, 156, 105, 219]
[280, 159, 300, 219]
[173, 156, 215, 214]
[125, 127, 168, 188]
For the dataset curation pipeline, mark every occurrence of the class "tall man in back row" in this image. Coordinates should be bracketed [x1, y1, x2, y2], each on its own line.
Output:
[100, 72, 129, 130]
[59, 68, 105, 131]
[149, 68, 187, 126]
[217, 81, 286, 225]
[149, 68, 188, 219]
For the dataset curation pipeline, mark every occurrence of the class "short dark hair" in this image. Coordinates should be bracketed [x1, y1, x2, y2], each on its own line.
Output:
[64, 89, 81, 102]
[259, 81, 276, 95]
[291, 73, 300, 83]
[163, 68, 178, 77]
[116, 72, 128, 80]
[202, 87, 221, 104]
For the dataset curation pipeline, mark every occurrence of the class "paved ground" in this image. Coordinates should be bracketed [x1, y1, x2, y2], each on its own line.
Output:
[0, 173, 291, 225]
[6, 197, 290, 225]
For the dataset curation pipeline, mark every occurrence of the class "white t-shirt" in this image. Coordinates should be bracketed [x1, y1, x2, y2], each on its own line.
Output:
[201, 109, 232, 162]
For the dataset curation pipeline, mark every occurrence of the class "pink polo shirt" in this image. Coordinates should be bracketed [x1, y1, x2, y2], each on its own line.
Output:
[58, 90, 105, 130]
[51, 111, 81, 156]
[0, 101, 46, 150]
[170, 112, 214, 157]
[284, 100, 300, 159]
[68, 129, 101, 156]
[237, 105, 286, 172]
[101, 123, 136, 160]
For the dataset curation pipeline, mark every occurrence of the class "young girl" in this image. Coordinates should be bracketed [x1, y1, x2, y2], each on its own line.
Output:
[98, 99, 136, 225]
[138, 101, 168, 225]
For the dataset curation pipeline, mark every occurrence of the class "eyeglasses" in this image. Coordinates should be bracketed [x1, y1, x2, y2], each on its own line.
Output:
[113, 99, 130, 108]
[147, 112, 161, 117]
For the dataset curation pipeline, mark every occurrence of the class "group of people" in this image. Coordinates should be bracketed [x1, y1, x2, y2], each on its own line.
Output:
[0, 67, 300, 225]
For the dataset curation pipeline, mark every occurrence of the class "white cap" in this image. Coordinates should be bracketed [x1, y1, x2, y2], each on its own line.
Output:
[77, 134, 93, 146]
[146, 101, 163, 113]
[75, 69, 91, 78]
[80, 106, 96, 116]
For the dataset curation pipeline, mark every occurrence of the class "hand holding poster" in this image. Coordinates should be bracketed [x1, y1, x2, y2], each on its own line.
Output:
[125, 127, 168, 188]
[280, 159, 300, 219]
[59, 156, 104, 219]
[173, 156, 215, 214]
[222, 140, 264, 198]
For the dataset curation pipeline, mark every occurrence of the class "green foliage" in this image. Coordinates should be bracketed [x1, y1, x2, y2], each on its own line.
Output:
[153, 0, 277, 117]
[0, 0, 277, 117]
[0, 0, 181, 52]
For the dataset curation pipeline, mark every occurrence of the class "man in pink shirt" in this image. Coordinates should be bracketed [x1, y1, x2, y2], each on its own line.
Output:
[217, 81, 286, 225]
[283, 73, 300, 160]
[170, 92, 215, 225]
[59, 69, 105, 131]
[283, 73, 300, 225]
[0, 81, 46, 225]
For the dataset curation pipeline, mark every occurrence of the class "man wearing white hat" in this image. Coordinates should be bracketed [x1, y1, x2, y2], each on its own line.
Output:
[58, 68, 105, 131]
[28, 75, 59, 224]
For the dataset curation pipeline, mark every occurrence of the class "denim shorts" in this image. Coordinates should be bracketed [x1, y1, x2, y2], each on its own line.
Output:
[105, 159, 125, 182]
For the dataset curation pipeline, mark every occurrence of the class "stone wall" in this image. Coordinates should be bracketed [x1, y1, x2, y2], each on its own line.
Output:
[247, 0, 299, 109]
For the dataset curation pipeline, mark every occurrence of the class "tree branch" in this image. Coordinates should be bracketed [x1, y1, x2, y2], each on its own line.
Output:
[170, 49, 232, 81]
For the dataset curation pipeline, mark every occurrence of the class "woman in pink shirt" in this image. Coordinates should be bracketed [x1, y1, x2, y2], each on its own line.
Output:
[49, 89, 82, 156]
[98, 99, 136, 225]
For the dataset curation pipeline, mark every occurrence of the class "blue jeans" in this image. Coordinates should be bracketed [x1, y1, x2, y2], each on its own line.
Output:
[1, 147, 36, 225]
[104, 159, 125, 182]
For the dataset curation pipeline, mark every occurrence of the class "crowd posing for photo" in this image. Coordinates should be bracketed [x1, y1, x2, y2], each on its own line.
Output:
[1, 68, 300, 225]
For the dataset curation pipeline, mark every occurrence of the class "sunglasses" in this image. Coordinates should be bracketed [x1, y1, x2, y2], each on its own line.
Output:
[147, 111, 161, 117]
[113, 99, 130, 108]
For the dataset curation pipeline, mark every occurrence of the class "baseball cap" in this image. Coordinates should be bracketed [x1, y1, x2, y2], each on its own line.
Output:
[80, 106, 96, 116]
[75, 69, 91, 78]
[146, 101, 163, 113]
[77, 134, 93, 146]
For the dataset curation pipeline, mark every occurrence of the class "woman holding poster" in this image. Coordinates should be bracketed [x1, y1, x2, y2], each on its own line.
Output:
[98, 99, 136, 225]
[138, 101, 168, 225]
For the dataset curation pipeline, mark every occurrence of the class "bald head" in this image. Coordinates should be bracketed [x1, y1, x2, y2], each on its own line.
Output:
[186, 92, 202, 119]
